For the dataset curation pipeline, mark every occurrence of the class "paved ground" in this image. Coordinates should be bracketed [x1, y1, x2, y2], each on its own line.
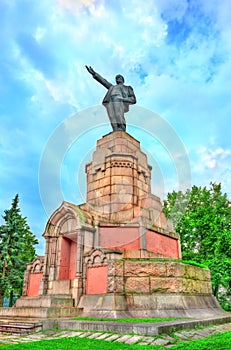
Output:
[0, 322, 231, 347]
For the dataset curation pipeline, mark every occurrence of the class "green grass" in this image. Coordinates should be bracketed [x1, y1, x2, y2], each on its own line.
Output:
[1, 331, 231, 349]
[171, 330, 231, 349]
[72, 316, 184, 322]
[0, 337, 161, 350]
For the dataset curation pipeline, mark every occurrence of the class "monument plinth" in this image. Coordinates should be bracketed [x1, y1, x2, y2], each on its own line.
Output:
[85, 131, 172, 227]
[2, 129, 224, 320]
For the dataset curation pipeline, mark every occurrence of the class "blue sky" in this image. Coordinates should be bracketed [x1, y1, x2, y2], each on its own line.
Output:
[1, 0, 231, 254]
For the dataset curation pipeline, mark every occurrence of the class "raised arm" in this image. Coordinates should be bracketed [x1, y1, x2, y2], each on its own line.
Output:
[85, 65, 112, 90]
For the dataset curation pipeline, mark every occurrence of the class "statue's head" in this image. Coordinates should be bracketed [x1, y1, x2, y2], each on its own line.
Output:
[115, 74, 125, 84]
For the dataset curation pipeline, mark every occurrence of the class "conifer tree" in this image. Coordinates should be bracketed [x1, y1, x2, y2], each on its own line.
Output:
[0, 195, 38, 306]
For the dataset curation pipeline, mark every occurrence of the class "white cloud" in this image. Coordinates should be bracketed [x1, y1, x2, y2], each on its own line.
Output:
[188, 144, 231, 198]
[33, 27, 47, 42]
[198, 146, 231, 169]
[57, 0, 104, 15]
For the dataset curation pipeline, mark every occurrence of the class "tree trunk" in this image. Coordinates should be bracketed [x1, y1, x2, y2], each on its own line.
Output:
[9, 290, 14, 307]
[0, 291, 3, 307]
[0, 261, 7, 306]
[213, 284, 219, 298]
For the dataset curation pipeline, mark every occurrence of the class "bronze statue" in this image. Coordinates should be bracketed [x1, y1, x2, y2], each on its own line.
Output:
[86, 66, 136, 132]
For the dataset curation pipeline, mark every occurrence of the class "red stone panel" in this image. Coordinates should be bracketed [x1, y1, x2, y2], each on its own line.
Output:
[27, 272, 43, 296]
[69, 240, 77, 279]
[100, 227, 140, 250]
[146, 230, 179, 258]
[59, 237, 77, 280]
[59, 238, 71, 280]
[86, 265, 108, 294]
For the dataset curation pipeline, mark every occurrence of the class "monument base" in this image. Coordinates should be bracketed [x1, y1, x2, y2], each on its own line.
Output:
[78, 258, 224, 318]
[78, 293, 223, 318]
[0, 295, 82, 319]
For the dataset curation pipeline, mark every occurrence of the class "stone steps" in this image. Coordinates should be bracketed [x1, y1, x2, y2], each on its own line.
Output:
[0, 306, 83, 319]
[0, 320, 42, 334]
[0, 295, 83, 321]
[15, 295, 74, 308]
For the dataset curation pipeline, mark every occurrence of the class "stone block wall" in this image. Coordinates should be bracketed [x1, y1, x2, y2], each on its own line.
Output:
[107, 260, 212, 295]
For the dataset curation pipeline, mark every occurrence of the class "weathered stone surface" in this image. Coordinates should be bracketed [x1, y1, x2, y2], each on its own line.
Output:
[152, 338, 170, 346]
[124, 261, 151, 276]
[166, 262, 186, 277]
[125, 277, 149, 293]
[106, 260, 213, 295]
[124, 261, 167, 277]
[84, 131, 174, 234]
[125, 335, 143, 344]
[148, 263, 167, 277]
[78, 332, 93, 338]
[185, 265, 197, 279]
[107, 276, 124, 293]
[96, 333, 111, 340]
[206, 281, 213, 294]
[128, 295, 157, 310]
[151, 277, 185, 293]
[114, 260, 124, 276]
[104, 334, 121, 341]
[88, 332, 102, 339]
[107, 261, 115, 276]
[115, 335, 133, 343]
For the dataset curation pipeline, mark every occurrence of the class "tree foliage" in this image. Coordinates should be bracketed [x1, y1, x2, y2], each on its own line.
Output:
[0, 194, 38, 306]
[163, 183, 231, 300]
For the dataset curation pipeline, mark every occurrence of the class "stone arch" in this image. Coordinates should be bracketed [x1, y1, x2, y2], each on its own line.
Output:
[42, 202, 83, 283]
[43, 201, 82, 238]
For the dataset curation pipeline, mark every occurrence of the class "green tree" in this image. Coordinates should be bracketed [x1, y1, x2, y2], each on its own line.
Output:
[0, 194, 38, 306]
[163, 183, 231, 301]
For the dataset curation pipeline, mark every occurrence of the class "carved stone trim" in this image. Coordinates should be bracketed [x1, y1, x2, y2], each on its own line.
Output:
[85, 248, 108, 266]
[110, 161, 134, 168]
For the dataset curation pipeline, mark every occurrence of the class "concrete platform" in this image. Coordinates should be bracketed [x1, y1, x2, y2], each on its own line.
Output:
[44, 313, 231, 336]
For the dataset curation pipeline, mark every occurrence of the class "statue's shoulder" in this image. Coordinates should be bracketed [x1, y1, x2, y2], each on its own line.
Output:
[126, 85, 135, 93]
[124, 84, 133, 89]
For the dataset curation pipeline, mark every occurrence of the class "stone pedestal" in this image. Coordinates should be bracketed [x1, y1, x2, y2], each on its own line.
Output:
[85, 132, 171, 230]
[86, 132, 151, 215]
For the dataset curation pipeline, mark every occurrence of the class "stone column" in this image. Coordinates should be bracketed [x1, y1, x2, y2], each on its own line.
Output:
[39, 236, 50, 296]
[71, 228, 84, 306]
[139, 225, 147, 256]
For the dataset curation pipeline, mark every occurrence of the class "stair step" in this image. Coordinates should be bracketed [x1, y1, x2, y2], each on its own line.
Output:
[0, 306, 83, 319]
[15, 295, 74, 308]
[0, 321, 42, 334]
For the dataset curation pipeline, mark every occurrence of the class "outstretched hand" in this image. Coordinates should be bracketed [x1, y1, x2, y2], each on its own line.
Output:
[85, 65, 95, 75]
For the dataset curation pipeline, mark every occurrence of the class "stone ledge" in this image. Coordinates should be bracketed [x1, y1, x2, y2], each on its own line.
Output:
[53, 314, 231, 336]
[0, 306, 83, 319]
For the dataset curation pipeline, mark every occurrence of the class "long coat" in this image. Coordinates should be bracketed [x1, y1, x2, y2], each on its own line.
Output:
[92, 72, 136, 113]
